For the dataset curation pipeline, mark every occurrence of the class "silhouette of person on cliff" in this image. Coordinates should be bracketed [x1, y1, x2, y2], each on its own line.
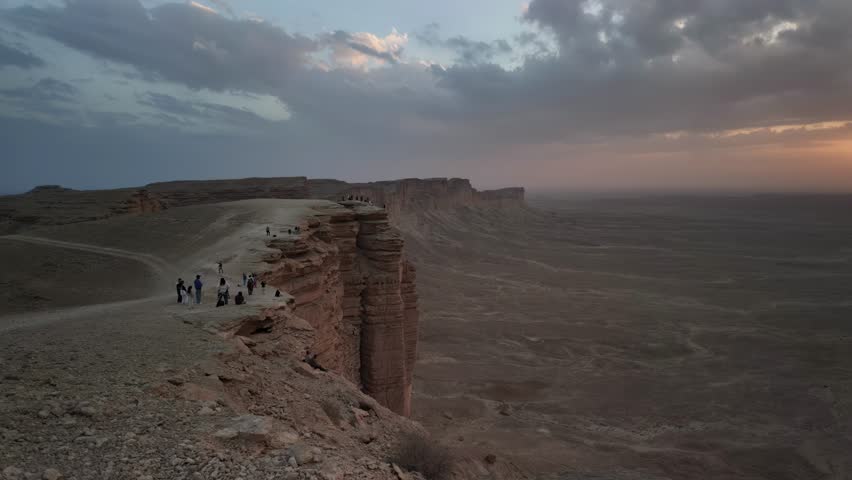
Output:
[234, 291, 245, 305]
[266, 226, 271, 236]
[303, 350, 327, 372]
[175, 278, 184, 304]
[194, 275, 203, 304]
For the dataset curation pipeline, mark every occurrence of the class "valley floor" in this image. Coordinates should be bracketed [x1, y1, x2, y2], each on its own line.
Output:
[406, 195, 852, 480]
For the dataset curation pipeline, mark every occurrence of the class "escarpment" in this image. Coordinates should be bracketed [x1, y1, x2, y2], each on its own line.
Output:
[261, 203, 418, 416]
[309, 177, 526, 219]
[1, 177, 523, 233]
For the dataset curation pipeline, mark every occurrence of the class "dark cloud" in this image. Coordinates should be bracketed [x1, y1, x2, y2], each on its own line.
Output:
[6, 0, 317, 93]
[137, 91, 278, 130]
[0, 77, 77, 102]
[0, 41, 44, 68]
[416, 23, 513, 64]
[430, 0, 852, 139]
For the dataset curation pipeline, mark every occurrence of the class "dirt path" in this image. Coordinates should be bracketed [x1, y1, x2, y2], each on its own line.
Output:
[1, 234, 172, 276]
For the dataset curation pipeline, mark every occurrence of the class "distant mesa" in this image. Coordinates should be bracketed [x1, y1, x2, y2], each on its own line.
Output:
[26, 185, 75, 194]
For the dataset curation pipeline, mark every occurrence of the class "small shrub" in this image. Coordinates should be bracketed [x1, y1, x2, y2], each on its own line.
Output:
[389, 433, 453, 480]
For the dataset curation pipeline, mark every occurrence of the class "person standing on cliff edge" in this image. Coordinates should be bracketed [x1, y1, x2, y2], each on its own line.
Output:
[194, 275, 203, 304]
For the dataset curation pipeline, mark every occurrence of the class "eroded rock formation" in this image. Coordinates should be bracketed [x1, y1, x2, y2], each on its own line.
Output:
[309, 177, 526, 220]
[261, 203, 417, 416]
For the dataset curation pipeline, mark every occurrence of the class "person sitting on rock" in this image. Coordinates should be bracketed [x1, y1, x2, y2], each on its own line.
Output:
[234, 291, 245, 305]
[274, 289, 282, 297]
[303, 350, 327, 372]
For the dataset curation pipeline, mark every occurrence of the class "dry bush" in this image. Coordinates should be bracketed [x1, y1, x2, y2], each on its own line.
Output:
[389, 433, 453, 480]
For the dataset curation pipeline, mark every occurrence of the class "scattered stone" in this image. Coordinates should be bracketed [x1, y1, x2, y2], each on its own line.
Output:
[213, 415, 274, 445]
[42, 469, 62, 480]
[3, 466, 24, 480]
[359, 431, 377, 444]
[442, 411, 453, 420]
[75, 406, 97, 417]
[484, 454, 497, 464]
[37, 410, 50, 419]
[288, 444, 316, 465]
[198, 406, 215, 416]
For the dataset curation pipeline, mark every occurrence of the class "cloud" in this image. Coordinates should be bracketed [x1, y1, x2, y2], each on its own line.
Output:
[137, 91, 279, 131]
[0, 40, 44, 68]
[6, 0, 318, 93]
[415, 23, 514, 64]
[0, 77, 77, 102]
[321, 29, 408, 69]
[429, 0, 852, 141]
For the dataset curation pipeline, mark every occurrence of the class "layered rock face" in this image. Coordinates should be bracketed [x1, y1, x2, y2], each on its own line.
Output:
[308, 177, 526, 219]
[261, 203, 417, 416]
[146, 177, 309, 208]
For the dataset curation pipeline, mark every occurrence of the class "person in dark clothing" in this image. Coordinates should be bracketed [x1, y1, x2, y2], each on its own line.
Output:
[217, 262, 223, 274]
[274, 289, 282, 297]
[175, 278, 184, 303]
[266, 226, 271, 236]
[234, 291, 245, 305]
[193, 275, 203, 304]
[303, 350, 327, 372]
[247, 276, 255, 295]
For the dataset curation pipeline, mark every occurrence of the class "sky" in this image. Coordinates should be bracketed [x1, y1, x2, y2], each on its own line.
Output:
[1, 0, 851, 194]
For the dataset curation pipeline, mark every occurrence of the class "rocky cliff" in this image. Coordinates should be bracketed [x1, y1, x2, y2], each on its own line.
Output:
[260, 202, 418, 416]
[309, 178, 526, 219]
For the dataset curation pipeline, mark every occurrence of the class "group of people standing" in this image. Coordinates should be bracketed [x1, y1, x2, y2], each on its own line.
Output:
[176, 275, 204, 305]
